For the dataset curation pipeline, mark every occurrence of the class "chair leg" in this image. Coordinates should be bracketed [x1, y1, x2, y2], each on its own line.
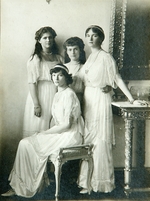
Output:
[87, 157, 93, 194]
[54, 160, 63, 201]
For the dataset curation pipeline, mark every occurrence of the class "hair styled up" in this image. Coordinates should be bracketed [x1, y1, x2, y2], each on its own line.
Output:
[63, 37, 86, 64]
[85, 25, 105, 45]
[31, 26, 59, 60]
[50, 64, 73, 85]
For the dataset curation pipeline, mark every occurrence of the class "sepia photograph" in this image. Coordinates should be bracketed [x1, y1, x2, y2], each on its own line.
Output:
[0, 0, 150, 201]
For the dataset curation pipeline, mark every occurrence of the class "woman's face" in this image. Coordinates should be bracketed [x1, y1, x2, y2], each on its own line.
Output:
[66, 45, 80, 62]
[52, 71, 67, 88]
[85, 29, 101, 48]
[39, 32, 54, 50]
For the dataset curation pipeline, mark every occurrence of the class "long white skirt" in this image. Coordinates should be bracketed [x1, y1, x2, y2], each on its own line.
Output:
[78, 86, 115, 193]
[9, 125, 82, 198]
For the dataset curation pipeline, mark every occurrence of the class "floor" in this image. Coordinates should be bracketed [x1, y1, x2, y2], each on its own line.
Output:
[1, 199, 150, 201]
[1, 161, 150, 201]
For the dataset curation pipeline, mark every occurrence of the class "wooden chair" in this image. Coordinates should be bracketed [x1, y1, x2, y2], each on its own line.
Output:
[49, 144, 93, 201]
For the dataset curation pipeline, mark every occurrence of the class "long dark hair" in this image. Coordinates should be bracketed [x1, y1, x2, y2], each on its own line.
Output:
[31, 26, 59, 60]
[50, 64, 73, 85]
[63, 37, 86, 64]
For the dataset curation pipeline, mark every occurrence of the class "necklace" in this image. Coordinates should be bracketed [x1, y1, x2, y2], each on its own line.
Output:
[85, 50, 101, 74]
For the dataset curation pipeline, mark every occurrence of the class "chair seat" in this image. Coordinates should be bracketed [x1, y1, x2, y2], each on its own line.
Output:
[48, 144, 93, 201]
[62, 148, 88, 157]
[59, 147, 92, 161]
[49, 144, 93, 162]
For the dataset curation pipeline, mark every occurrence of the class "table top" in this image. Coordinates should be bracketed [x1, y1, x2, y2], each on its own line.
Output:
[112, 101, 150, 109]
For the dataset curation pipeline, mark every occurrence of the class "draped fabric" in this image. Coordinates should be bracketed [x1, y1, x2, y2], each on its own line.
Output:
[9, 88, 83, 198]
[78, 50, 117, 193]
[23, 54, 63, 138]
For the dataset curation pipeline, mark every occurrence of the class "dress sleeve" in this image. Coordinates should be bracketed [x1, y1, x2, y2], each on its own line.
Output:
[55, 54, 64, 64]
[105, 53, 119, 89]
[27, 55, 40, 84]
[63, 90, 81, 123]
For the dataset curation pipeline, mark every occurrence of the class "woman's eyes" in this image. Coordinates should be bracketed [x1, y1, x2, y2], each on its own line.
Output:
[68, 48, 79, 52]
[43, 37, 53, 40]
[68, 48, 77, 51]
[87, 34, 98, 37]
[53, 74, 63, 77]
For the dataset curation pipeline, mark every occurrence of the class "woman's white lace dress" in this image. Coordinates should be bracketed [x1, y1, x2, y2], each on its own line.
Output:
[9, 87, 83, 197]
[78, 50, 119, 193]
[23, 54, 63, 138]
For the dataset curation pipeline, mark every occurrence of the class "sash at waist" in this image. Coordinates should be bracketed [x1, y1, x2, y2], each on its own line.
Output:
[38, 80, 52, 82]
[85, 85, 104, 90]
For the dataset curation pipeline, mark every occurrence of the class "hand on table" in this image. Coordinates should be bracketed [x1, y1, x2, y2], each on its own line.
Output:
[133, 99, 149, 106]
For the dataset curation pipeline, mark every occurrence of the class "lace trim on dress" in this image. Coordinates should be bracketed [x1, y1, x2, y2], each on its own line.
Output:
[78, 174, 115, 193]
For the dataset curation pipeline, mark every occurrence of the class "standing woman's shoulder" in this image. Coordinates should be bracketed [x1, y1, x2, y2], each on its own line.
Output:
[55, 54, 64, 64]
[26, 54, 41, 83]
[100, 49, 116, 63]
[27, 54, 40, 65]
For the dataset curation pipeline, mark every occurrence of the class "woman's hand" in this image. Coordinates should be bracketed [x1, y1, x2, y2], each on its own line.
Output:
[102, 85, 112, 93]
[132, 100, 149, 106]
[29, 83, 41, 117]
[34, 105, 41, 117]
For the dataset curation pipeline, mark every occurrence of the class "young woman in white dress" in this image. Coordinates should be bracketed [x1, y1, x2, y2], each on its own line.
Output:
[63, 37, 86, 111]
[2, 64, 83, 198]
[77, 25, 148, 194]
[23, 27, 63, 138]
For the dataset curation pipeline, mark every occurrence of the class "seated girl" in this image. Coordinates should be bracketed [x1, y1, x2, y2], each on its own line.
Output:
[2, 64, 83, 198]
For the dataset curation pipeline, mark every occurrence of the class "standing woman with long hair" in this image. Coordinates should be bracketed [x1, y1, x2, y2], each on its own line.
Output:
[23, 27, 63, 138]
[78, 25, 148, 194]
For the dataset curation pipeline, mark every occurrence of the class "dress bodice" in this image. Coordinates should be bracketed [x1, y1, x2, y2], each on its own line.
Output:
[81, 50, 118, 89]
[65, 63, 84, 93]
[27, 54, 63, 83]
[52, 87, 81, 125]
